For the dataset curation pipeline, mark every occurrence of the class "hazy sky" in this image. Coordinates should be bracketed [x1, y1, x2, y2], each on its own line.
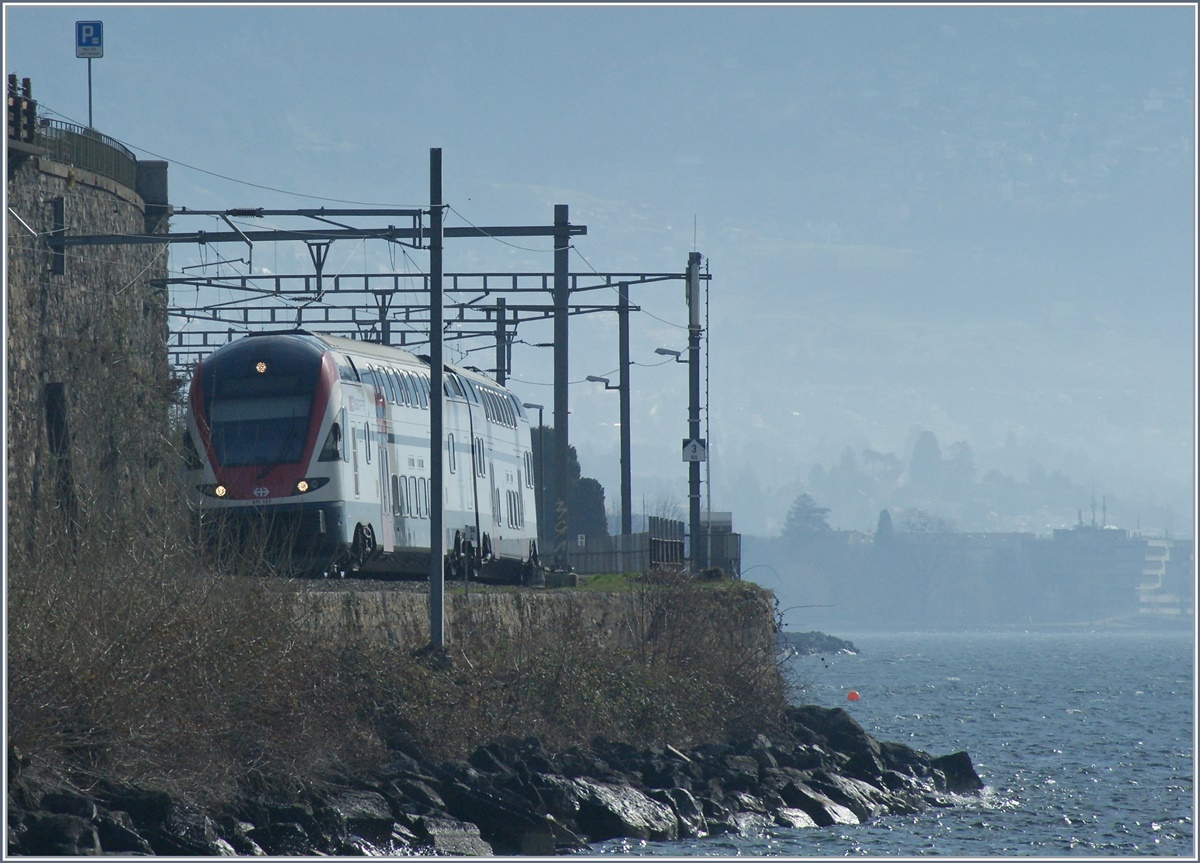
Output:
[4, 3, 1196, 536]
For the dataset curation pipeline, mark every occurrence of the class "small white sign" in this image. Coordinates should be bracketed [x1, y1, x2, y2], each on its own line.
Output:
[682, 438, 707, 462]
[577, 534, 586, 548]
[76, 21, 103, 58]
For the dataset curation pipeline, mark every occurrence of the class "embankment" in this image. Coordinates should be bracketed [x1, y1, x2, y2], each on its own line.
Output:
[7, 578, 984, 855]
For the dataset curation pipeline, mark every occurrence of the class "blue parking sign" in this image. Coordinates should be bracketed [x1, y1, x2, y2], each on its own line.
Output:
[76, 21, 103, 58]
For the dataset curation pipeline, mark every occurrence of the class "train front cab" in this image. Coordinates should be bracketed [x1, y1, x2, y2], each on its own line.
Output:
[184, 333, 356, 575]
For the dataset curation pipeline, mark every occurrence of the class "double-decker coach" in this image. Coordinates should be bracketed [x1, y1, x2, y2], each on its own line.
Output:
[181, 330, 541, 581]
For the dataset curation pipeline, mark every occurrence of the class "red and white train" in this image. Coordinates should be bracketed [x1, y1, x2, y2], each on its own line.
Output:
[181, 330, 541, 581]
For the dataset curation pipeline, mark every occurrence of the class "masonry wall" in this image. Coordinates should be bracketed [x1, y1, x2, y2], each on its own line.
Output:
[301, 584, 778, 660]
[6, 148, 172, 550]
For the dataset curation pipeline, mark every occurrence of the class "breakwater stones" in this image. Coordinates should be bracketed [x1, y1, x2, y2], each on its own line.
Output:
[7, 705, 984, 856]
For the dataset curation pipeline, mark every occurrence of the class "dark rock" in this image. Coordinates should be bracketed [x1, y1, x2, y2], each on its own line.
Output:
[142, 800, 232, 856]
[720, 754, 763, 791]
[648, 787, 707, 838]
[568, 777, 679, 842]
[247, 821, 313, 856]
[469, 741, 519, 778]
[214, 815, 265, 856]
[729, 811, 775, 835]
[20, 813, 101, 856]
[803, 770, 885, 822]
[440, 779, 582, 855]
[931, 751, 985, 794]
[320, 789, 396, 846]
[879, 739, 935, 777]
[776, 780, 860, 827]
[411, 814, 493, 856]
[95, 809, 155, 855]
[780, 630, 859, 656]
[774, 806, 819, 828]
[94, 783, 172, 828]
[40, 789, 97, 821]
[387, 775, 447, 811]
[775, 742, 828, 771]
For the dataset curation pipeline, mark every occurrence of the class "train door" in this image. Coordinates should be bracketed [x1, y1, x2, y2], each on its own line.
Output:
[379, 445, 394, 553]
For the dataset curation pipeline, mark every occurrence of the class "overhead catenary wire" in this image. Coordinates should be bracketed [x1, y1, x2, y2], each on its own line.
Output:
[31, 101, 701, 375]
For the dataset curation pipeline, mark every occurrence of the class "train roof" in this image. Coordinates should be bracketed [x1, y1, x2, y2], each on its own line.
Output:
[246, 329, 507, 391]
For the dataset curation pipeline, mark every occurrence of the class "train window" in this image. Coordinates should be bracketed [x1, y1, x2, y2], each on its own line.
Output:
[318, 422, 341, 461]
[342, 355, 360, 381]
[445, 374, 465, 399]
[208, 395, 311, 467]
[396, 369, 410, 406]
[474, 437, 487, 477]
[447, 433, 457, 473]
[391, 370, 408, 407]
[512, 396, 527, 422]
[462, 377, 480, 404]
[405, 373, 418, 407]
[416, 374, 430, 408]
[391, 475, 401, 516]
[523, 453, 533, 486]
[380, 367, 397, 404]
[407, 476, 418, 517]
[417, 477, 428, 518]
[363, 422, 372, 463]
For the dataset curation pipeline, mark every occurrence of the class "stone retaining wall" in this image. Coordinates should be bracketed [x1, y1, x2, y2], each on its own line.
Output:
[6, 147, 171, 547]
[299, 583, 778, 666]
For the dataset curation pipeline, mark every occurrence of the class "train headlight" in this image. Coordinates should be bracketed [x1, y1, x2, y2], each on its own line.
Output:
[214, 485, 228, 498]
[198, 484, 230, 498]
[291, 477, 329, 495]
[255, 361, 268, 374]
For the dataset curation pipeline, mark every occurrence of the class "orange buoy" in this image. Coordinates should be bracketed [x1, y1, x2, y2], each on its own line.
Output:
[846, 690, 861, 701]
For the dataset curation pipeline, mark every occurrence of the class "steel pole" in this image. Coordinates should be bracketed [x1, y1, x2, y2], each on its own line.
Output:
[687, 252, 703, 569]
[552, 204, 570, 569]
[618, 282, 632, 536]
[495, 297, 507, 386]
[428, 148, 446, 650]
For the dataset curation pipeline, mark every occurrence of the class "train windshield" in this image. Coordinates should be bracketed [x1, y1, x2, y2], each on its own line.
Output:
[208, 394, 311, 467]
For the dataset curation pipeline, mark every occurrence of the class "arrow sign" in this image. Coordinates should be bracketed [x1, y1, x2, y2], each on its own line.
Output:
[682, 438, 707, 462]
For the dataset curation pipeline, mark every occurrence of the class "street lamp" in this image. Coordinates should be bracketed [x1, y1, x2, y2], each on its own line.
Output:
[655, 348, 685, 363]
[586, 375, 619, 390]
[523, 402, 546, 552]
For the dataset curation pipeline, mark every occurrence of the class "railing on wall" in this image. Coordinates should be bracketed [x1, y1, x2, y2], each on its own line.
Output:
[568, 517, 687, 575]
[34, 118, 137, 190]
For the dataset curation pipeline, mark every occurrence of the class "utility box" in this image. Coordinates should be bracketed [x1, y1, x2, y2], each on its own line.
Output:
[699, 512, 741, 577]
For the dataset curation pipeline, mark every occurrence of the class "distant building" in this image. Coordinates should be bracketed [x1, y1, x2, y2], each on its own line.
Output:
[1023, 526, 1150, 623]
[1139, 538, 1195, 620]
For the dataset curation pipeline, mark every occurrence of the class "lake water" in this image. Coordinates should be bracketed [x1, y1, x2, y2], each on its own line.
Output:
[588, 628, 1195, 856]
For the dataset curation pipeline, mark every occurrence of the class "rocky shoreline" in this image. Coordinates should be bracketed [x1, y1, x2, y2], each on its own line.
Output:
[779, 630, 860, 656]
[8, 703, 984, 856]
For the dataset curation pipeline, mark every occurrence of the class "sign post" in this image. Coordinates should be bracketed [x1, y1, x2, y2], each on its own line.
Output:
[75, 21, 103, 127]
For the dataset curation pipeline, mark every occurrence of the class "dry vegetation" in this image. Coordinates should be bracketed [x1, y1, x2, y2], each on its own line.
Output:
[7, 455, 786, 807]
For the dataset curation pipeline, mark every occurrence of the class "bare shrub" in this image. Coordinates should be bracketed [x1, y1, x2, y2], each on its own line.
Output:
[9, 438, 786, 804]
